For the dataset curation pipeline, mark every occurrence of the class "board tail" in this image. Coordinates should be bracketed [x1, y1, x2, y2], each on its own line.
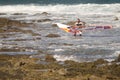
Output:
[60, 28, 71, 32]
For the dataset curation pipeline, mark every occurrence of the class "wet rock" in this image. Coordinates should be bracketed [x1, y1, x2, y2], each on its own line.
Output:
[114, 54, 120, 62]
[45, 33, 61, 38]
[1, 26, 21, 33]
[0, 18, 8, 27]
[37, 19, 52, 22]
[106, 76, 117, 80]
[12, 13, 27, 15]
[20, 29, 41, 36]
[0, 48, 22, 52]
[57, 68, 67, 75]
[0, 54, 120, 80]
[41, 12, 49, 15]
[51, 23, 57, 27]
[13, 38, 34, 41]
[114, 17, 119, 21]
[45, 54, 56, 62]
[0, 13, 7, 15]
[19, 62, 26, 66]
[0, 18, 31, 27]
[63, 43, 73, 46]
[94, 58, 108, 65]
[34, 37, 41, 40]
[31, 19, 52, 23]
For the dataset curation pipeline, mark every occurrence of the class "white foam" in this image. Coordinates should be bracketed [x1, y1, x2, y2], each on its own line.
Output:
[0, 3, 120, 15]
[53, 54, 77, 61]
[112, 51, 120, 57]
[54, 49, 64, 52]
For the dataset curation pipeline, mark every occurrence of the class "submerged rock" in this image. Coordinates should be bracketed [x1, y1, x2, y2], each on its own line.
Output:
[0, 13, 7, 15]
[114, 17, 119, 21]
[37, 19, 52, 22]
[63, 43, 73, 46]
[41, 12, 49, 15]
[12, 13, 28, 15]
[0, 17, 31, 27]
[51, 23, 57, 27]
[45, 33, 61, 38]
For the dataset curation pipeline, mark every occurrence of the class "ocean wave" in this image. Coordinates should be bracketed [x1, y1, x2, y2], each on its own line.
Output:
[0, 3, 120, 14]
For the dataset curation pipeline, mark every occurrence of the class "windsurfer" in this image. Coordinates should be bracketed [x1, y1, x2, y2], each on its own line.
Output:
[75, 18, 86, 28]
[71, 18, 86, 36]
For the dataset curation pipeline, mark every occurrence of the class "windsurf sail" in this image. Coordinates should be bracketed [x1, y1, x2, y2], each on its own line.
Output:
[56, 23, 71, 32]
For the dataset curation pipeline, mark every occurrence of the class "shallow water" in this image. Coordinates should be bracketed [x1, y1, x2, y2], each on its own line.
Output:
[0, 3, 120, 62]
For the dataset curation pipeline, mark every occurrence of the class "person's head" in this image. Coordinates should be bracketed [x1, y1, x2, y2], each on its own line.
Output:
[77, 18, 80, 22]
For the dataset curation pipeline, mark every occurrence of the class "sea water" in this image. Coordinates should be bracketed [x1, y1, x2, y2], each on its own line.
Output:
[0, 0, 120, 62]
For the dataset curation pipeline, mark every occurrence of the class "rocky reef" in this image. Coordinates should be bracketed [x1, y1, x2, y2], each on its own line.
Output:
[0, 17, 40, 38]
[45, 33, 61, 38]
[0, 54, 120, 80]
[0, 18, 31, 28]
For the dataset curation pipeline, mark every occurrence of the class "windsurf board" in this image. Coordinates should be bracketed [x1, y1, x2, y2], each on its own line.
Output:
[56, 23, 112, 33]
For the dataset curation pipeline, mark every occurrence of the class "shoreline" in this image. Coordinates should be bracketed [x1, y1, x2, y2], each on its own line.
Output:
[0, 54, 120, 80]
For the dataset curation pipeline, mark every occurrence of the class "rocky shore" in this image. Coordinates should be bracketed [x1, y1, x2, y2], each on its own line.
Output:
[0, 17, 36, 34]
[0, 54, 120, 80]
[0, 16, 120, 80]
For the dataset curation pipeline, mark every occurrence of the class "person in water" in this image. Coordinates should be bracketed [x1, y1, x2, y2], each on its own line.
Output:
[75, 18, 86, 28]
[71, 18, 86, 36]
